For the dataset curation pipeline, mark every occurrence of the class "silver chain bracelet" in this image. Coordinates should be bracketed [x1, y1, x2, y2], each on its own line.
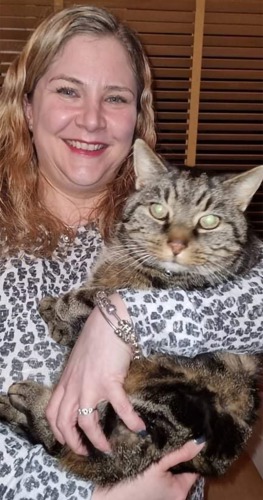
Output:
[94, 290, 141, 360]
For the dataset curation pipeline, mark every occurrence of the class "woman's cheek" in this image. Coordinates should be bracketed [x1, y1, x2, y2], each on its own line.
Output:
[116, 108, 137, 141]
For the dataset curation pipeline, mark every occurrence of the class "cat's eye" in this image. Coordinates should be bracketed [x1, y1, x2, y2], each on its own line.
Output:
[149, 203, 168, 220]
[199, 214, 220, 230]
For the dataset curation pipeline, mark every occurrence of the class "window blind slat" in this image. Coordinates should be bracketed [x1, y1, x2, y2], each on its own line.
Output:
[200, 103, 263, 112]
[1, 0, 52, 4]
[129, 21, 193, 34]
[145, 45, 192, 56]
[149, 57, 191, 69]
[203, 35, 262, 47]
[139, 34, 193, 46]
[199, 91, 262, 101]
[203, 59, 262, 70]
[205, 12, 262, 24]
[0, 5, 52, 17]
[0, 17, 38, 29]
[204, 24, 262, 36]
[206, 0, 262, 14]
[125, 10, 195, 23]
[63, 0, 196, 10]
[154, 80, 190, 90]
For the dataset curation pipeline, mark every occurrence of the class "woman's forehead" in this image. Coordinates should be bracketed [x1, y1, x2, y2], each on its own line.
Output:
[43, 34, 137, 88]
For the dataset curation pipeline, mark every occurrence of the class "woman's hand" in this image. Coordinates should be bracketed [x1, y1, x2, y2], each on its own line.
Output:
[46, 294, 145, 454]
[93, 440, 204, 500]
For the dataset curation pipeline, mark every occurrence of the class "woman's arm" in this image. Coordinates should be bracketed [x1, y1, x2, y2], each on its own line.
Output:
[119, 258, 263, 358]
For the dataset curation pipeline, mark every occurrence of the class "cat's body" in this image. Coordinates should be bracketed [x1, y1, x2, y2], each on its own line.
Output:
[0, 139, 263, 486]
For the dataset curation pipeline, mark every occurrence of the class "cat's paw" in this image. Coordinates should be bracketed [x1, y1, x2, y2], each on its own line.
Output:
[8, 381, 38, 413]
[0, 393, 28, 426]
[7, 383, 56, 450]
[47, 322, 74, 346]
[39, 296, 73, 346]
[8, 381, 50, 415]
[39, 296, 58, 323]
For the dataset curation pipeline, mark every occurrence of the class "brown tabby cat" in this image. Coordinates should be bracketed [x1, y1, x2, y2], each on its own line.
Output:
[0, 139, 263, 487]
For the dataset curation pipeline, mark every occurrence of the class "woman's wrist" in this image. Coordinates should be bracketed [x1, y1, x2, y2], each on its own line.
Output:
[94, 291, 141, 359]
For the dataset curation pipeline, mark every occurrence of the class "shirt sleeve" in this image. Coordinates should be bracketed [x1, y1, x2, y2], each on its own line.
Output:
[0, 423, 94, 500]
[118, 248, 263, 358]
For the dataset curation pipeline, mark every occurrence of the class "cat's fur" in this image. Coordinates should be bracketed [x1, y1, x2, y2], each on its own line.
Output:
[0, 139, 263, 487]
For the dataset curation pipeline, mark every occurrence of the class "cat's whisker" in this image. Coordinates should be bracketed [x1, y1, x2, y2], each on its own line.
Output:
[200, 262, 238, 284]
[111, 248, 148, 263]
[109, 250, 154, 276]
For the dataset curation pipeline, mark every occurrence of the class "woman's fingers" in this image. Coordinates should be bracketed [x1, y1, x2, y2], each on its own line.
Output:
[77, 383, 144, 452]
[77, 410, 111, 453]
[159, 439, 205, 471]
[46, 390, 87, 453]
[108, 384, 145, 433]
[45, 379, 89, 453]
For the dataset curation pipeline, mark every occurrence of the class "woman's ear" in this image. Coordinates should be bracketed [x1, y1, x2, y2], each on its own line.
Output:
[23, 94, 33, 130]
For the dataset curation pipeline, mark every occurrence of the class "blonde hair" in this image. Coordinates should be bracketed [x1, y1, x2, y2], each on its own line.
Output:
[0, 5, 156, 257]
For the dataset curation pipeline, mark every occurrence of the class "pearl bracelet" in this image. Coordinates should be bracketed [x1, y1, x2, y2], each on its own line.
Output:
[94, 290, 141, 360]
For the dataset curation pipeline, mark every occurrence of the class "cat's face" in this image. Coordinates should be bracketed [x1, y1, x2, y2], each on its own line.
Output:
[118, 140, 263, 282]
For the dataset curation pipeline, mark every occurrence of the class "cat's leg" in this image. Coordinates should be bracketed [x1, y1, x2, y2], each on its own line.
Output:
[3, 381, 57, 451]
[39, 287, 95, 346]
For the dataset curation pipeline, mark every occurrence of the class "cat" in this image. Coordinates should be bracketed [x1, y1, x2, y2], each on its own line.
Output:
[0, 139, 263, 487]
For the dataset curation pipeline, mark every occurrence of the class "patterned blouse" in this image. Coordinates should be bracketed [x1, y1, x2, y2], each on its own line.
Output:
[0, 225, 262, 500]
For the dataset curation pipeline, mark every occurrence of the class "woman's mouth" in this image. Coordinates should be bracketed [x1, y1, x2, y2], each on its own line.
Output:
[65, 140, 107, 155]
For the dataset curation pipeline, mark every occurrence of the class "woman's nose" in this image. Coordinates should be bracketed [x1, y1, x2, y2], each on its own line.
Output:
[75, 102, 106, 131]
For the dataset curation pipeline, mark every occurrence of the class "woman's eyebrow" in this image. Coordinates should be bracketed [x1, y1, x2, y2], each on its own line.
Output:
[49, 75, 84, 85]
[105, 85, 135, 96]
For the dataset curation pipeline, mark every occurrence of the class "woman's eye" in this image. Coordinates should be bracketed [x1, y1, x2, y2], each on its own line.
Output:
[149, 203, 168, 220]
[199, 214, 220, 230]
[106, 95, 127, 104]
[56, 87, 78, 97]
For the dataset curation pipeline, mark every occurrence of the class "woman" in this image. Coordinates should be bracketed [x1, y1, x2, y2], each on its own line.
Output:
[0, 5, 262, 500]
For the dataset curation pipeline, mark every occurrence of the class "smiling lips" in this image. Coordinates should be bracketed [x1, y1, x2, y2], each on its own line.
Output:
[65, 139, 106, 154]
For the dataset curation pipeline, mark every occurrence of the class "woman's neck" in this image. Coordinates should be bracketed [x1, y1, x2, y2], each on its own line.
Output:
[38, 175, 103, 228]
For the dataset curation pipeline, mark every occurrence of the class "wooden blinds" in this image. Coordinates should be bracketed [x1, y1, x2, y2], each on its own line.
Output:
[197, 0, 263, 236]
[0, 0, 262, 236]
[0, 1, 53, 81]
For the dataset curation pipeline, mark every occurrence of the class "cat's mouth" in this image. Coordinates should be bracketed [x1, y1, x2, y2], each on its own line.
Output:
[159, 260, 193, 274]
[153, 246, 210, 275]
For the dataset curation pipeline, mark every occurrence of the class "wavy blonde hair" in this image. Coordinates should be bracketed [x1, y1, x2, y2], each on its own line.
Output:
[0, 5, 156, 257]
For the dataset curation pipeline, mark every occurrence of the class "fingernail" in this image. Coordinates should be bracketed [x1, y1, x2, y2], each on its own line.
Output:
[194, 435, 206, 445]
[137, 430, 149, 438]
[104, 451, 113, 456]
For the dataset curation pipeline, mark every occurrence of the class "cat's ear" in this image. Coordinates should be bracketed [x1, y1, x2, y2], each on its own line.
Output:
[133, 139, 168, 189]
[223, 165, 263, 211]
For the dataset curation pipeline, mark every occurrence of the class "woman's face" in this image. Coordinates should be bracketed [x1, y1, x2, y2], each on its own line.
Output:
[25, 34, 138, 199]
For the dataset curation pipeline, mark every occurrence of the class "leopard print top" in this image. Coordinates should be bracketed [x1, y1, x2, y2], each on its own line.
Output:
[0, 224, 262, 499]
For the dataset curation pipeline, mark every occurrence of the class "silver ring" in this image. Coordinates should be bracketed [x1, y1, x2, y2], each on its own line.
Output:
[78, 407, 97, 416]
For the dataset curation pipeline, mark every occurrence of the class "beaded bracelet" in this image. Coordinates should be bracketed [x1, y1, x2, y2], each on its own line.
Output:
[94, 290, 141, 360]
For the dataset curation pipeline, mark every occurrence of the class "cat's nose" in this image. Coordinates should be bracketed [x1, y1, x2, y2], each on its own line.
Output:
[168, 240, 187, 255]
[168, 226, 190, 254]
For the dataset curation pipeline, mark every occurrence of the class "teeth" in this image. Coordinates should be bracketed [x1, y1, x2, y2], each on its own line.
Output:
[67, 140, 104, 151]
